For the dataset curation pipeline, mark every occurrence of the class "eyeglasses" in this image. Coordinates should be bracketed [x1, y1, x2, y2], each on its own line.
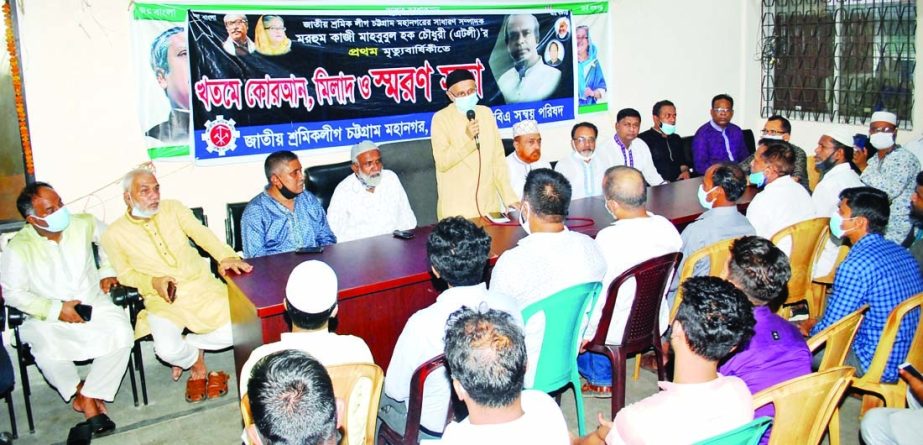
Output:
[761, 129, 786, 136]
[573, 137, 596, 145]
[713, 108, 733, 114]
[869, 127, 896, 134]
[451, 87, 477, 98]
[225, 19, 246, 27]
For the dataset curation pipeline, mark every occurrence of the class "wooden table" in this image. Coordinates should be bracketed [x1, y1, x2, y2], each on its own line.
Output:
[227, 177, 757, 376]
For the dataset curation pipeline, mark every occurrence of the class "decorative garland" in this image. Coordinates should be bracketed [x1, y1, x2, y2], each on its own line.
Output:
[3, 0, 33, 177]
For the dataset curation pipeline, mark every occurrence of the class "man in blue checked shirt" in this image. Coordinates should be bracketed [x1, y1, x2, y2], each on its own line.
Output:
[241, 150, 336, 258]
[801, 186, 923, 383]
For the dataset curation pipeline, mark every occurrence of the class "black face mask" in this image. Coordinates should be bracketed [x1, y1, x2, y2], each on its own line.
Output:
[815, 153, 837, 174]
[278, 183, 301, 199]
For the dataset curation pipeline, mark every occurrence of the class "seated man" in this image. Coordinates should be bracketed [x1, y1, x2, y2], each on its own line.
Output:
[721, 236, 811, 444]
[489, 168, 606, 385]
[745, 141, 814, 254]
[0, 182, 133, 435]
[668, 162, 754, 302]
[506, 119, 551, 199]
[245, 350, 342, 445]
[101, 169, 252, 403]
[579, 166, 682, 395]
[803, 187, 923, 383]
[238, 260, 373, 395]
[691, 94, 749, 173]
[555, 122, 614, 199]
[638, 99, 691, 182]
[910, 171, 923, 273]
[575, 277, 755, 445]
[861, 366, 923, 445]
[602, 108, 666, 186]
[740, 115, 809, 191]
[241, 150, 336, 258]
[327, 140, 417, 242]
[438, 307, 569, 444]
[811, 128, 863, 278]
[381, 217, 521, 440]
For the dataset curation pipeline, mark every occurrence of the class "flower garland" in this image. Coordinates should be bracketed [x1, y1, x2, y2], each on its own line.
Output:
[4, 0, 33, 177]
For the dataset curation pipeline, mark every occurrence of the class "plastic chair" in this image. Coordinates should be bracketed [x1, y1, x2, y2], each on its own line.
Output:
[377, 354, 454, 445]
[810, 241, 851, 318]
[585, 253, 682, 420]
[326, 363, 384, 445]
[521, 281, 603, 436]
[693, 416, 773, 445]
[770, 217, 829, 319]
[805, 155, 821, 192]
[240, 393, 253, 428]
[806, 304, 867, 445]
[752, 366, 855, 445]
[670, 238, 736, 321]
[851, 292, 923, 415]
[224, 202, 248, 254]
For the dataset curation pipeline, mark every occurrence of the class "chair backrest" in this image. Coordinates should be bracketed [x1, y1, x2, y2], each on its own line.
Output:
[752, 366, 855, 445]
[240, 393, 253, 428]
[306, 161, 354, 211]
[805, 155, 821, 192]
[862, 292, 923, 386]
[807, 305, 868, 371]
[326, 363, 385, 445]
[190, 207, 208, 227]
[403, 354, 453, 442]
[502, 138, 515, 157]
[588, 253, 682, 352]
[224, 202, 248, 253]
[671, 238, 736, 321]
[378, 139, 437, 226]
[770, 217, 829, 304]
[693, 416, 773, 445]
[743, 129, 756, 155]
[521, 282, 602, 392]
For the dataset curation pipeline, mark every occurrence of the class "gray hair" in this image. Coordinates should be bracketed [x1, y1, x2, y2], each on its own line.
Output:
[122, 169, 155, 193]
[149, 26, 184, 74]
[224, 14, 248, 24]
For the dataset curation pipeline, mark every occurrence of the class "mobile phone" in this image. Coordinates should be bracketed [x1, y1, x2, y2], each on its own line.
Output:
[166, 281, 177, 303]
[74, 304, 93, 322]
[296, 246, 325, 254]
[486, 211, 510, 223]
[393, 229, 415, 240]
[899, 362, 923, 381]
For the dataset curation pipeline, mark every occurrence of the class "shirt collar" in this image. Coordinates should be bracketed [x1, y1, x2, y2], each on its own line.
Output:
[437, 282, 488, 303]
[709, 120, 726, 133]
[697, 206, 740, 220]
[518, 227, 570, 246]
[764, 175, 794, 190]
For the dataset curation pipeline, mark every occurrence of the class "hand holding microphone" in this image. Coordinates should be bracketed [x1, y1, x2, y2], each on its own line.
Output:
[466, 110, 480, 150]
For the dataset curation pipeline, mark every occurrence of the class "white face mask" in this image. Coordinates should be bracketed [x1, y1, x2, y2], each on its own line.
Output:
[869, 132, 895, 149]
[572, 146, 595, 162]
[604, 200, 617, 221]
[129, 195, 159, 219]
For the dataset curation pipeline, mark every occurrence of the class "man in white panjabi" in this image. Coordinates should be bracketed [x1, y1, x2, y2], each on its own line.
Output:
[0, 182, 133, 435]
[327, 140, 417, 243]
[811, 128, 863, 277]
[505, 119, 551, 199]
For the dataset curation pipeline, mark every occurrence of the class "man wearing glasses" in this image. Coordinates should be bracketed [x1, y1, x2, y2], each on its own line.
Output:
[222, 14, 255, 57]
[691, 94, 749, 174]
[554, 122, 614, 199]
[740, 115, 809, 192]
[859, 111, 920, 244]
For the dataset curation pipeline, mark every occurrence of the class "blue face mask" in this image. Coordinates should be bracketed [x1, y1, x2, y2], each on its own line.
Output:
[33, 207, 71, 233]
[697, 185, 717, 210]
[829, 212, 854, 238]
[454, 93, 479, 114]
[748, 171, 766, 187]
[660, 122, 676, 136]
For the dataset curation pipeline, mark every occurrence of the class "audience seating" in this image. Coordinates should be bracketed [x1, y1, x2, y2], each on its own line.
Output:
[584, 253, 682, 419]
[806, 304, 867, 445]
[851, 292, 923, 414]
[680, 129, 756, 178]
[693, 416, 772, 445]
[521, 281, 603, 436]
[770, 217, 829, 319]
[805, 155, 821, 192]
[305, 161, 353, 211]
[378, 139, 438, 227]
[377, 354, 454, 445]
[810, 241, 850, 317]
[752, 366, 854, 445]
[326, 363, 384, 445]
[224, 202, 248, 254]
[0, 300, 18, 439]
[669, 238, 736, 321]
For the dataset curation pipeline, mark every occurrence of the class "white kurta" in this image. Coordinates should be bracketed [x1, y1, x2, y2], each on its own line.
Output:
[587, 214, 682, 345]
[497, 62, 562, 103]
[437, 390, 570, 444]
[0, 214, 133, 362]
[554, 150, 617, 200]
[602, 137, 667, 186]
[326, 170, 417, 243]
[812, 163, 865, 277]
[746, 175, 815, 255]
[505, 153, 552, 199]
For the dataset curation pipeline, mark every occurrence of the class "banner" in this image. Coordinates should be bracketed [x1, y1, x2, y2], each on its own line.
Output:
[131, 2, 609, 161]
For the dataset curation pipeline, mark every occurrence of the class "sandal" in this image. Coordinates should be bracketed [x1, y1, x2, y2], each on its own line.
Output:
[185, 377, 207, 403]
[86, 413, 116, 437]
[581, 382, 612, 398]
[206, 371, 229, 399]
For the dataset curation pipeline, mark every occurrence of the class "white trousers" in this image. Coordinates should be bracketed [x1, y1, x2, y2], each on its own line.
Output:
[860, 391, 923, 445]
[147, 313, 232, 369]
[33, 345, 132, 402]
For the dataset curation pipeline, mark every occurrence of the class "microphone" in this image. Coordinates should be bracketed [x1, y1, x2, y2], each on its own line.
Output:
[466, 109, 480, 150]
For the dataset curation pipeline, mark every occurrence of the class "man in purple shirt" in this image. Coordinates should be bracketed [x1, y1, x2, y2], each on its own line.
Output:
[692, 94, 749, 173]
[720, 236, 811, 444]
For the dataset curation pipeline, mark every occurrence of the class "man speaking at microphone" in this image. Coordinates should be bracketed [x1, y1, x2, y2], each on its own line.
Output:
[431, 69, 519, 219]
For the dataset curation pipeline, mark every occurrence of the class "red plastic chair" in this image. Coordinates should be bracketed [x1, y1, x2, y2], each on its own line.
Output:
[377, 354, 455, 445]
[584, 252, 682, 419]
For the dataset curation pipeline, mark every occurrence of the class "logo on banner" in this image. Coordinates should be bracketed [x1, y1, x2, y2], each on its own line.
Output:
[200, 115, 240, 156]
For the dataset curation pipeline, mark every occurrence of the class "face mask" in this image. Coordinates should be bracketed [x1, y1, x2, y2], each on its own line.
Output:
[815, 153, 837, 173]
[279, 183, 300, 200]
[129, 196, 159, 219]
[33, 207, 71, 233]
[869, 132, 895, 150]
[748, 171, 766, 187]
[659, 122, 676, 136]
[762, 134, 785, 141]
[518, 204, 531, 235]
[454, 93, 479, 114]
[572, 147, 595, 162]
[697, 185, 717, 210]
[357, 171, 382, 189]
[829, 212, 855, 238]
[604, 200, 617, 221]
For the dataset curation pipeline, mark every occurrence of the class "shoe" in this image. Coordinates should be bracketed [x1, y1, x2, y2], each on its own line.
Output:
[67, 421, 92, 445]
[581, 382, 612, 398]
[86, 413, 116, 437]
[206, 371, 229, 400]
[186, 376, 207, 403]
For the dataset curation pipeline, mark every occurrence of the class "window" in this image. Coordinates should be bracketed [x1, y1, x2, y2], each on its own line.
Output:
[760, 0, 916, 129]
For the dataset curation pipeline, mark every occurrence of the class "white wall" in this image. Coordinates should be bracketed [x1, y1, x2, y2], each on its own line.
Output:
[15, 0, 923, 237]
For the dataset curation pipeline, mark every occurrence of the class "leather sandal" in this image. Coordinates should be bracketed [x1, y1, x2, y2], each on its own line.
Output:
[581, 382, 612, 398]
[206, 371, 229, 399]
[86, 413, 116, 437]
[185, 377, 207, 403]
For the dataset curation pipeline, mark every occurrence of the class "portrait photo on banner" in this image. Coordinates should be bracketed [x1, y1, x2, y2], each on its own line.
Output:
[572, 13, 609, 108]
[134, 20, 192, 155]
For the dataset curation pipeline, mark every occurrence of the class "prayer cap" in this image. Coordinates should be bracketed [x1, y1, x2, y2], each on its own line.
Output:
[351, 140, 378, 162]
[445, 69, 475, 90]
[512, 119, 540, 138]
[871, 111, 897, 125]
[286, 260, 337, 313]
[823, 128, 856, 147]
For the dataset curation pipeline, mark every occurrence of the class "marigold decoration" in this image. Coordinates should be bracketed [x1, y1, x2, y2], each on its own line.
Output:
[4, 0, 33, 176]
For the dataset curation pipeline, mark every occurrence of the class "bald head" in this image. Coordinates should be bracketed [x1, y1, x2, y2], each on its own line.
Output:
[603, 166, 647, 209]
